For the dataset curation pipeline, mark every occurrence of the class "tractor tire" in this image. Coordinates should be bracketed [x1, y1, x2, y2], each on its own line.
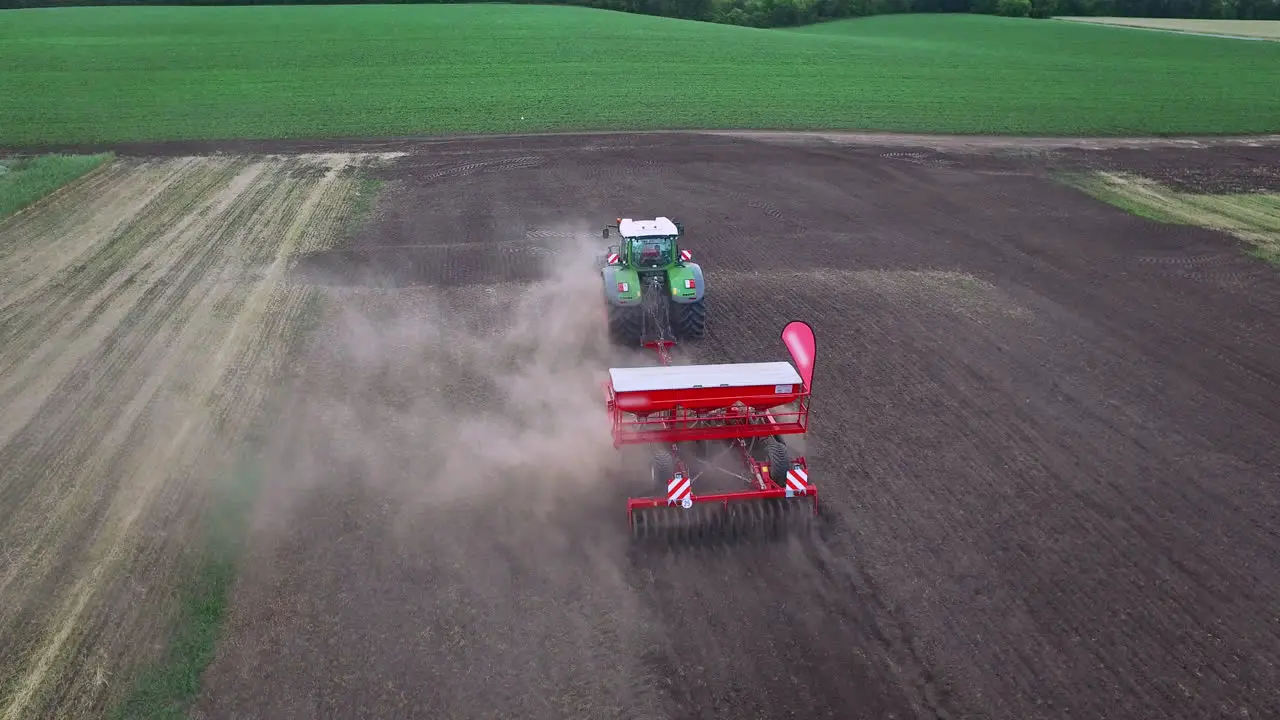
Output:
[765, 438, 791, 486]
[671, 297, 707, 340]
[651, 447, 675, 490]
[607, 303, 643, 346]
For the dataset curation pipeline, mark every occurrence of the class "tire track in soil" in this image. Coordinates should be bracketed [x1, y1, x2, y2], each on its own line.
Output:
[0, 153, 374, 720]
[880, 151, 962, 169]
[413, 155, 546, 185]
[1130, 248, 1277, 292]
[288, 241, 557, 288]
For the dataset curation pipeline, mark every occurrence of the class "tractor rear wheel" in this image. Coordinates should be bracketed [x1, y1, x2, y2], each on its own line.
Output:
[607, 303, 643, 346]
[651, 447, 675, 490]
[671, 297, 707, 340]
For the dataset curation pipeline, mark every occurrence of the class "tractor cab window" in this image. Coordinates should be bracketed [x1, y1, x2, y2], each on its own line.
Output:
[631, 236, 673, 267]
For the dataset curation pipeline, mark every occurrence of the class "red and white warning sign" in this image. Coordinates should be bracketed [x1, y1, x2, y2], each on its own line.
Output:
[667, 472, 692, 508]
[785, 466, 808, 495]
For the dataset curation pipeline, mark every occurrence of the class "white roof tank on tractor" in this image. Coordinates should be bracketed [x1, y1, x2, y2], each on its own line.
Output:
[618, 217, 679, 237]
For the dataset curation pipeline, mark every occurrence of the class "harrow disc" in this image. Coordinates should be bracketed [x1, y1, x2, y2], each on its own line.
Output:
[629, 497, 817, 547]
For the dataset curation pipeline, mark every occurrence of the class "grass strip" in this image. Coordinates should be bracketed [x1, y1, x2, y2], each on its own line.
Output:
[1064, 170, 1280, 264]
[103, 456, 259, 720]
[0, 153, 114, 219]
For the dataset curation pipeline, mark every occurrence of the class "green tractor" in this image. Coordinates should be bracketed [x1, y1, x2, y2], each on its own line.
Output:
[600, 217, 707, 347]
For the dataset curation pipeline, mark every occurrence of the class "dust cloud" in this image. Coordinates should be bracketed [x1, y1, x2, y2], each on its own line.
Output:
[260, 220, 656, 546]
[213, 220, 677, 719]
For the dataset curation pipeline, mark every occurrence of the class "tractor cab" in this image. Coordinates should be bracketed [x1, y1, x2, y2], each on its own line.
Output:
[631, 235, 674, 268]
[600, 215, 706, 346]
[603, 217, 685, 270]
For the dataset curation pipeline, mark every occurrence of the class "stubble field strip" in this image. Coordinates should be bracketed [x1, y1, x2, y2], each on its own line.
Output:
[1057, 17, 1280, 40]
[1067, 170, 1280, 264]
[0, 151, 384, 719]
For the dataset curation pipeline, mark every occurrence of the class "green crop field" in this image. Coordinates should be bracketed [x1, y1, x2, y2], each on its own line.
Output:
[2, 5, 1279, 145]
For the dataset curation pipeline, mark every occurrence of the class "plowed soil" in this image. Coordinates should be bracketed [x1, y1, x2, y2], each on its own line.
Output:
[18, 132, 1280, 720]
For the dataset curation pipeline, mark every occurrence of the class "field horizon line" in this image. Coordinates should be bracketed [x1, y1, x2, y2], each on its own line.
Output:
[6, 128, 1280, 157]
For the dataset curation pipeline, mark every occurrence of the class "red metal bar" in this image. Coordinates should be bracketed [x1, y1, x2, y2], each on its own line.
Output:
[643, 337, 675, 366]
[627, 486, 817, 510]
[617, 419, 808, 446]
[604, 385, 810, 448]
[628, 437, 805, 500]
[626, 454, 817, 522]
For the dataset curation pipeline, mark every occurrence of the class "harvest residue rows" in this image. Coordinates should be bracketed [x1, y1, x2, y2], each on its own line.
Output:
[0, 152, 383, 719]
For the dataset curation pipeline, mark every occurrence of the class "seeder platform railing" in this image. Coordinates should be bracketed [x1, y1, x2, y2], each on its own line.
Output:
[603, 389, 811, 447]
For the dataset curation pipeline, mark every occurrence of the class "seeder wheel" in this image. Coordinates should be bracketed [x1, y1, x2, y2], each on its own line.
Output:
[765, 437, 791, 486]
[650, 447, 674, 490]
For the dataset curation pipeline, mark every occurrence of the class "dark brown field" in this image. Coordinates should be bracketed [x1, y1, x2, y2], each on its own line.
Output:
[39, 132, 1276, 720]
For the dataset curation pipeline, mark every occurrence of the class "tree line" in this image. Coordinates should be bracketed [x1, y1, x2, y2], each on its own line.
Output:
[577, 0, 1273, 23]
[3, 0, 1279, 27]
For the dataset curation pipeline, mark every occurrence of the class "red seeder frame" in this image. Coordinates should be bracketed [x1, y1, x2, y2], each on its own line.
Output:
[603, 321, 819, 525]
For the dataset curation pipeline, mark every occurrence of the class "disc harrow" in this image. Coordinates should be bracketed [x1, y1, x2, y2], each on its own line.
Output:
[629, 497, 816, 546]
[603, 318, 821, 546]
